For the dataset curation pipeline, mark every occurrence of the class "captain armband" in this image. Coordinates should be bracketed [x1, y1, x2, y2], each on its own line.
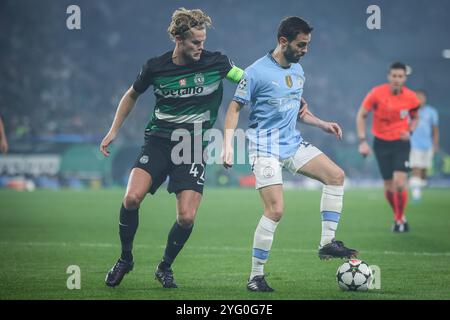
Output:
[225, 66, 244, 83]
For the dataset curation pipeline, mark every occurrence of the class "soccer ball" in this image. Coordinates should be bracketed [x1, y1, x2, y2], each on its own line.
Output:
[336, 259, 373, 291]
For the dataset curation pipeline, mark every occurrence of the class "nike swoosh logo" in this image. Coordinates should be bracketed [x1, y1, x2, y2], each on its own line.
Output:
[272, 81, 280, 87]
[159, 83, 171, 89]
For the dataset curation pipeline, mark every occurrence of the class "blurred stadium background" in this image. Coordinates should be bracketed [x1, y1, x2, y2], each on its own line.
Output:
[1, 0, 449, 190]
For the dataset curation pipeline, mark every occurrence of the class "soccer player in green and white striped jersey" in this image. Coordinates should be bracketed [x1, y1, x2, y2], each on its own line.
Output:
[100, 8, 243, 289]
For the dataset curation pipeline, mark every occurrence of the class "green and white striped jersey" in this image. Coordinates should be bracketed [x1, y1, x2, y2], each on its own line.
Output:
[133, 50, 243, 140]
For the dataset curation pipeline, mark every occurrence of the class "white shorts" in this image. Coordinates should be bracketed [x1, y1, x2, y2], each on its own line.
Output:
[410, 148, 433, 169]
[250, 142, 323, 189]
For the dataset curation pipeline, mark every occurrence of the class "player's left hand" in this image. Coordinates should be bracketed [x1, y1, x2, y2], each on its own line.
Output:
[322, 122, 342, 140]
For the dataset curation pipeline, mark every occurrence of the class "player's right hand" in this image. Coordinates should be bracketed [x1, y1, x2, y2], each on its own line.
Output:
[100, 132, 116, 157]
[358, 140, 371, 158]
[222, 146, 234, 169]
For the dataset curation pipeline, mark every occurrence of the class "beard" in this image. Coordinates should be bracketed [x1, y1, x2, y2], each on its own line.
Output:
[284, 47, 304, 63]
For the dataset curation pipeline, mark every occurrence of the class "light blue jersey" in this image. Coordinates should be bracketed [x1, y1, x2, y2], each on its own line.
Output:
[233, 52, 304, 159]
[411, 105, 439, 150]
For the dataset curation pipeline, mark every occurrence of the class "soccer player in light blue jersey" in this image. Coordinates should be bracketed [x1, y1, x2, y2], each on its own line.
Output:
[409, 90, 439, 201]
[222, 17, 358, 292]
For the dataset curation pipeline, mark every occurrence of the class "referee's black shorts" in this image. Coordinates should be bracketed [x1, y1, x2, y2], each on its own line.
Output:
[133, 135, 206, 195]
[373, 137, 411, 180]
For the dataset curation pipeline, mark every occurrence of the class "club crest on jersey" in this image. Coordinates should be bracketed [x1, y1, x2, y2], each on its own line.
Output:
[297, 76, 304, 87]
[179, 78, 187, 87]
[194, 73, 205, 85]
[285, 75, 293, 88]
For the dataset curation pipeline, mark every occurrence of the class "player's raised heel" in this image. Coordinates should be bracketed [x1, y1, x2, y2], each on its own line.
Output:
[318, 239, 359, 260]
[155, 266, 178, 288]
[105, 258, 134, 287]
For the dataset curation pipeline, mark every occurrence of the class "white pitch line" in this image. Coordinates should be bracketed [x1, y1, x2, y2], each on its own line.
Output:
[1, 241, 450, 257]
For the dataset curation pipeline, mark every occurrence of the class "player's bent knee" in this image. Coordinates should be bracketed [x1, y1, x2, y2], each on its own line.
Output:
[123, 193, 143, 210]
[177, 208, 197, 228]
[326, 168, 345, 186]
[336, 168, 346, 185]
[177, 215, 195, 228]
[266, 207, 284, 222]
[394, 181, 407, 192]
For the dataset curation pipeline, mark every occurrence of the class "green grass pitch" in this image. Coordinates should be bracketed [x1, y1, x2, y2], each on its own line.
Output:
[1, 188, 449, 300]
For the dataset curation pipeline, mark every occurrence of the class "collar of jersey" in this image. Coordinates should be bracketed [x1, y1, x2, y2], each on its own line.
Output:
[267, 50, 291, 70]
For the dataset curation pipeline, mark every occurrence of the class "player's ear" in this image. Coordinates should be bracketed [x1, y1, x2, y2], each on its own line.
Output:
[279, 36, 289, 48]
[174, 34, 183, 45]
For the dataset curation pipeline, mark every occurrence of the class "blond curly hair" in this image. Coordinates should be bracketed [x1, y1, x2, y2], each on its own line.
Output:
[167, 8, 212, 41]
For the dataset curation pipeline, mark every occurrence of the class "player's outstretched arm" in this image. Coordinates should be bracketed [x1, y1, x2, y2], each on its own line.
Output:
[356, 105, 371, 157]
[299, 108, 342, 140]
[100, 86, 140, 157]
[222, 100, 244, 168]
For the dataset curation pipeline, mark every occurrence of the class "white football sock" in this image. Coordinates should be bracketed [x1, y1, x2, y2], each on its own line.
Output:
[250, 215, 278, 280]
[320, 185, 344, 247]
[410, 176, 423, 200]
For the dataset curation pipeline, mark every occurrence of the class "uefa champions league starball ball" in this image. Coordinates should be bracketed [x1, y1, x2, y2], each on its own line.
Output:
[336, 259, 373, 291]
